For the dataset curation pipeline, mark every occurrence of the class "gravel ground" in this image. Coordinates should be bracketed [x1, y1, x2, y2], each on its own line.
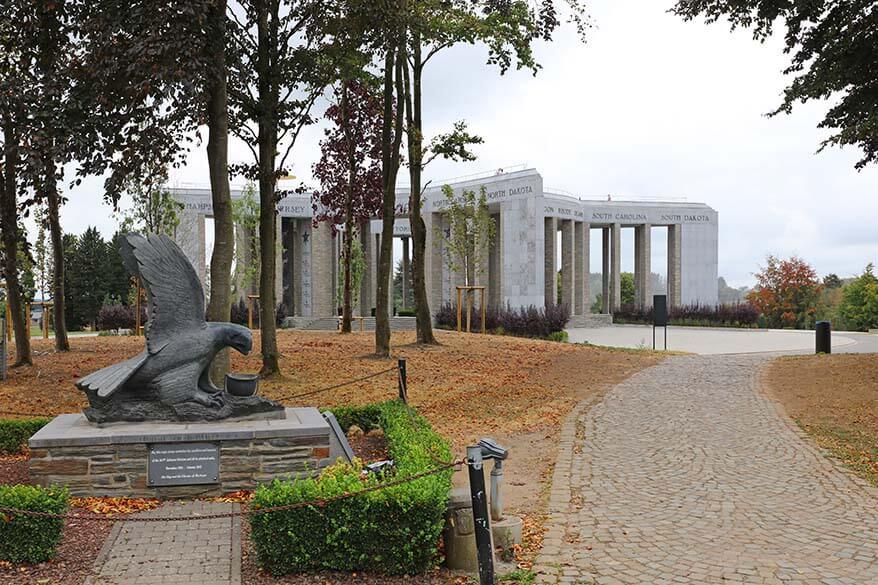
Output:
[0, 507, 113, 585]
[0, 455, 31, 486]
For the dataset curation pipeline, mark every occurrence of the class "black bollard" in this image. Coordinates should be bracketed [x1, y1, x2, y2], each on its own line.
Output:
[816, 321, 831, 354]
[397, 358, 408, 403]
[467, 445, 494, 585]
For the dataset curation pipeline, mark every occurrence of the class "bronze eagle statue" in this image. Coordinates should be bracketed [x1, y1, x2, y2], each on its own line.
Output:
[77, 233, 283, 423]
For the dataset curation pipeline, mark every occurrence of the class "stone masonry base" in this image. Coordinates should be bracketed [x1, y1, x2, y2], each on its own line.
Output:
[28, 408, 331, 498]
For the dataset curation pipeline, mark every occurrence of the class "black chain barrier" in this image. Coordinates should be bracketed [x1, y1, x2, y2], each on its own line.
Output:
[0, 364, 400, 418]
[271, 366, 398, 402]
[0, 458, 465, 523]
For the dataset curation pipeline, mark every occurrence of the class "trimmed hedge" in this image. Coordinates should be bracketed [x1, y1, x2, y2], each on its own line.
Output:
[250, 400, 453, 575]
[0, 418, 50, 455]
[0, 485, 69, 563]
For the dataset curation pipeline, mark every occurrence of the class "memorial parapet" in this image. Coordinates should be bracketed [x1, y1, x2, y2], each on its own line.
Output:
[28, 408, 333, 498]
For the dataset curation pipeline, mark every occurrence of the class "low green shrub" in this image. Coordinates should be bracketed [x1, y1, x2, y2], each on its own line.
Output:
[397, 309, 416, 317]
[251, 400, 453, 576]
[0, 418, 50, 455]
[0, 485, 69, 563]
[546, 331, 568, 343]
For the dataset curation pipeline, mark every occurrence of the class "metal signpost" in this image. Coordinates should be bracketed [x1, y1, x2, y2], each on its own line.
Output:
[653, 294, 668, 351]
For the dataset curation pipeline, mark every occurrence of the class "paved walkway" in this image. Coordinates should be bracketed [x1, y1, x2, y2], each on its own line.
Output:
[86, 501, 240, 585]
[565, 325, 871, 355]
[535, 354, 878, 585]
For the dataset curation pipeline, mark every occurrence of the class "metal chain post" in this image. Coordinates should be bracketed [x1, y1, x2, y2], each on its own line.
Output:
[397, 358, 408, 403]
[467, 445, 494, 585]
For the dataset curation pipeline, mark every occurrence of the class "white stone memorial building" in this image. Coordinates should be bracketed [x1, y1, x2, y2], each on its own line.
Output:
[169, 168, 718, 327]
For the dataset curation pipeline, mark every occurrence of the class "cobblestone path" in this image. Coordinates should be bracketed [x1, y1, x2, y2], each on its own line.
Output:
[535, 354, 878, 585]
[86, 501, 240, 585]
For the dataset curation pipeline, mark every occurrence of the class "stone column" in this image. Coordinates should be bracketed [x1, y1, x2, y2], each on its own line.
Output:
[667, 224, 682, 307]
[610, 223, 621, 312]
[386, 234, 394, 314]
[234, 223, 252, 301]
[274, 214, 284, 307]
[401, 236, 410, 310]
[544, 217, 557, 307]
[280, 219, 292, 312]
[430, 213, 447, 310]
[560, 220, 575, 310]
[175, 211, 206, 292]
[358, 223, 373, 317]
[574, 222, 588, 315]
[310, 220, 334, 318]
[373, 232, 381, 315]
[635, 224, 652, 308]
[292, 220, 302, 316]
[601, 227, 610, 314]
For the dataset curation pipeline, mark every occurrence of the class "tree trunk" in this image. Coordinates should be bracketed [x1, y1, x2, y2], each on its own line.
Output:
[45, 175, 68, 351]
[340, 79, 353, 334]
[405, 33, 438, 344]
[256, 0, 280, 376]
[375, 44, 404, 357]
[36, 0, 69, 351]
[1, 122, 32, 366]
[205, 0, 234, 385]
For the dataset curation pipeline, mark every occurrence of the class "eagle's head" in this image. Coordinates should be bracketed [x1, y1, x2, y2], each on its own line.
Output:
[220, 323, 253, 355]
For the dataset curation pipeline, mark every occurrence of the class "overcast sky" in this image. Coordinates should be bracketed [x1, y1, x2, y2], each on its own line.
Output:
[45, 0, 878, 288]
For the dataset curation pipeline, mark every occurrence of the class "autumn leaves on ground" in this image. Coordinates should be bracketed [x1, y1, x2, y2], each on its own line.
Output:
[1, 330, 662, 572]
[765, 354, 878, 486]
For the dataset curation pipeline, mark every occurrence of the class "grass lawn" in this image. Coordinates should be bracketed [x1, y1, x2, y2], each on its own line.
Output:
[1, 329, 663, 578]
[765, 353, 878, 485]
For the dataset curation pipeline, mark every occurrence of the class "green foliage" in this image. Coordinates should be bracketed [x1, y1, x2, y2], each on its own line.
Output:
[837, 264, 878, 332]
[823, 273, 843, 290]
[435, 184, 495, 288]
[232, 184, 261, 296]
[588, 273, 635, 311]
[250, 401, 453, 576]
[621, 273, 635, 306]
[546, 329, 568, 342]
[64, 227, 121, 330]
[0, 418, 49, 455]
[0, 485, 68, 564]
[338, 233, 366, 309]
[117, 164, 183, 237]
[392, 258, 414, 311]
[499, 569, 536, 584]
[672, 0, 877, 169]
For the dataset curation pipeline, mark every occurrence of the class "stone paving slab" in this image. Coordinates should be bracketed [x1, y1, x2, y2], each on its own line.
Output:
[86, 501, 240, 585]
[535, 354, 878, 585]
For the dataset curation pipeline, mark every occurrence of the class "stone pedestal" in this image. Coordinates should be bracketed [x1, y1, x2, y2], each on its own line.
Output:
[28, 408, 333, 498]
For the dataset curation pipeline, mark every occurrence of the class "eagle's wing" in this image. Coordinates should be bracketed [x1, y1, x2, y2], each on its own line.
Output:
[76, 350, 148, 398]
[121, 233, 207, 355]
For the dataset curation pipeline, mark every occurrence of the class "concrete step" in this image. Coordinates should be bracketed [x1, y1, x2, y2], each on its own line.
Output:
[567, 313, 614, 328]
[281, 316, 418, 332]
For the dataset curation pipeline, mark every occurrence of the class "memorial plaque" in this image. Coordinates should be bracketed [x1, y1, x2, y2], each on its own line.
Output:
[147, 442, 220, 486]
